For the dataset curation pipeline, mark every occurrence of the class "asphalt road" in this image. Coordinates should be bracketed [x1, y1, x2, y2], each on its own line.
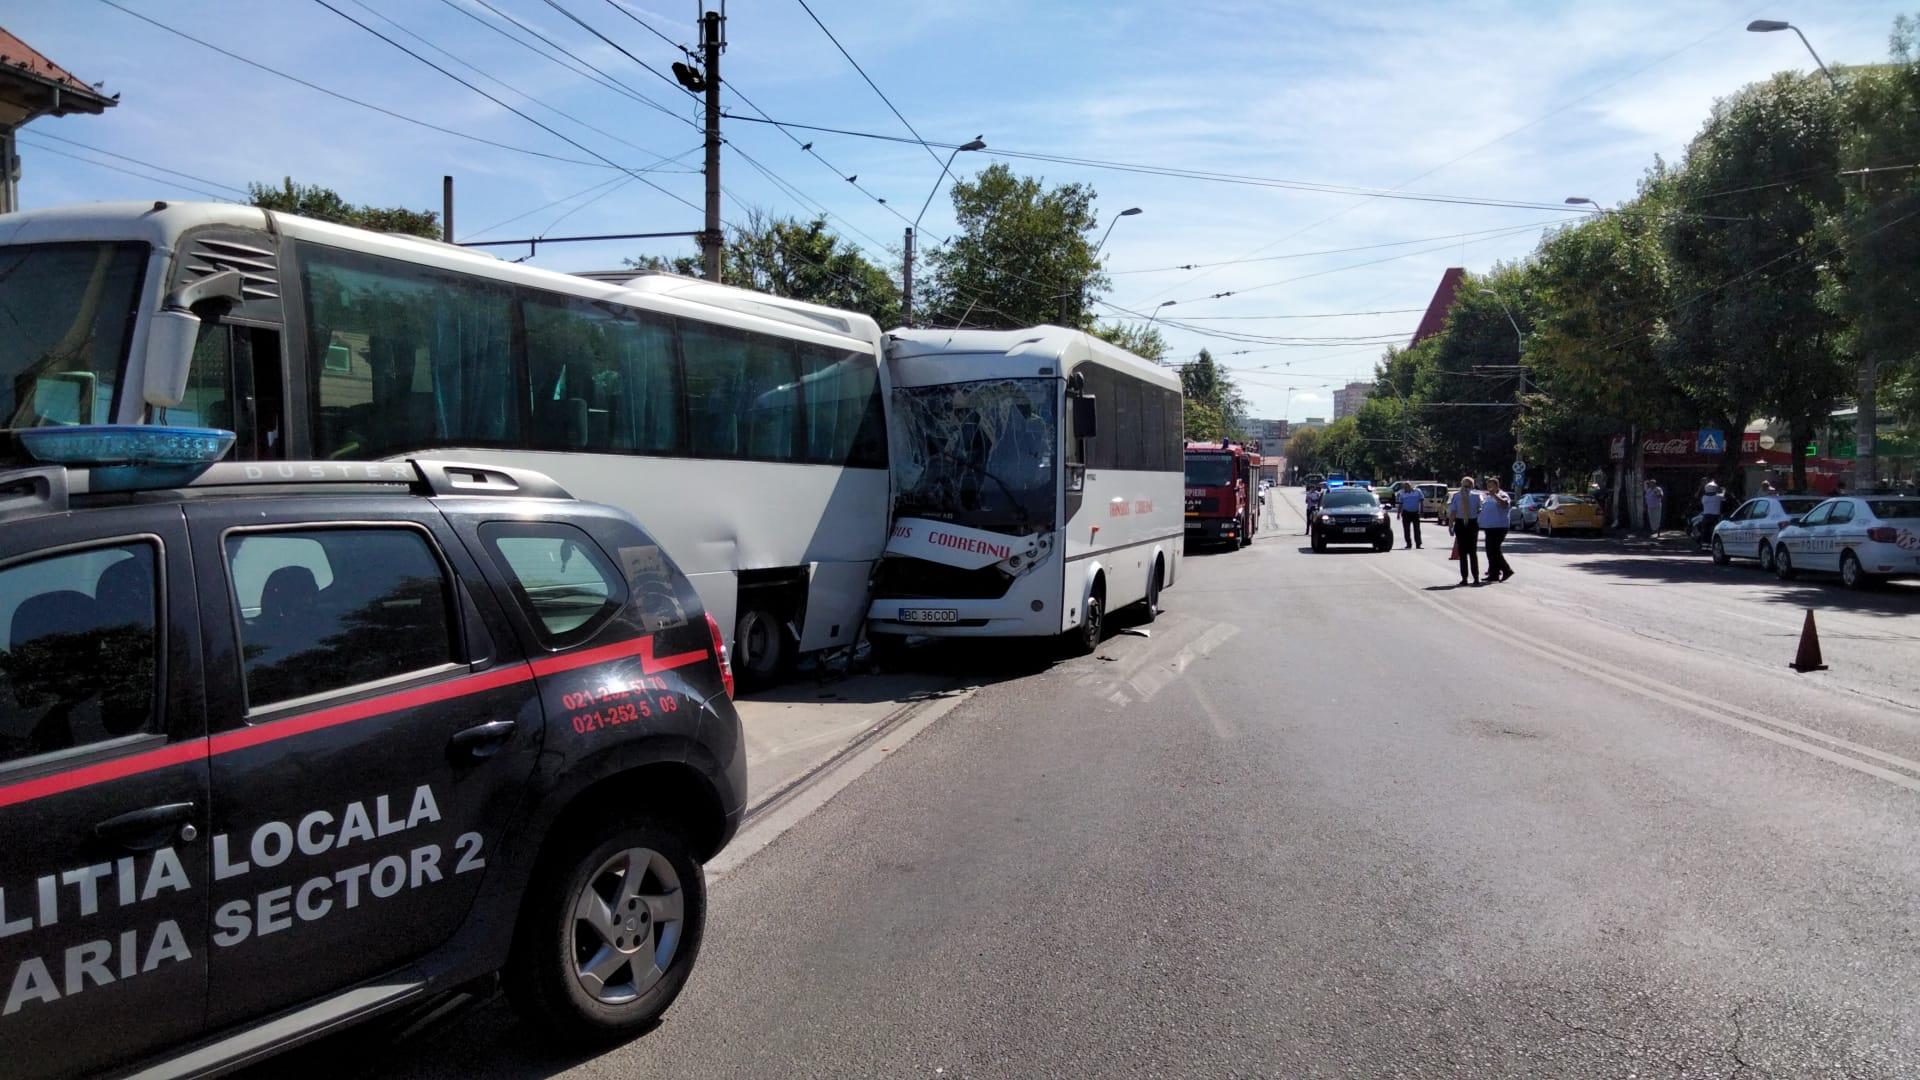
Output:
[290, 488, 1920, 1078]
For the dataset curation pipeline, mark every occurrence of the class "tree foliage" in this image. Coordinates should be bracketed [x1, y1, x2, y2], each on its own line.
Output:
[921, 164, 1108, 329]
[1090, 321, 1168, 362]
[248, 178, 440, 238]
[627, 211, 900, 327]
[1179, 349, 1246, 440]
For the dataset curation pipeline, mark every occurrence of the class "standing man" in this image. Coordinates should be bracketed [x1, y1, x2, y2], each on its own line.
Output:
[1396, 481, 1424, 549]
[1480, 477, 1514, 583]
[1643, 478, 1665, 535]
[1449, 477, 1482, 586]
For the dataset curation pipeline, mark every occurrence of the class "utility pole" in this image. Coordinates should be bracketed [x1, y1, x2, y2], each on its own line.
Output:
[442, 175, 454, 243]
[700, 9, 725, 282]
[902, 226, 915, 326]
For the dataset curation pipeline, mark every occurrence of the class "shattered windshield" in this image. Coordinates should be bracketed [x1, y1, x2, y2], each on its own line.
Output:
[890, 378, 1056, 536]
[0, 242, 149, 430]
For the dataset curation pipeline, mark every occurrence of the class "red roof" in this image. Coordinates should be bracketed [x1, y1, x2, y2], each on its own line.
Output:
[0, 26, 116, 120]
[1410, 267, 1466, 347]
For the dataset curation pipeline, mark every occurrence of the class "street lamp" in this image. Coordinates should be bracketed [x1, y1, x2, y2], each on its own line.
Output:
[1093, 206, 1143, 261]
[1564, 195, 1609, 212]
[1065, 207, 1141, 326]
[1747, 19, 1840, 90]
[1144, 300, 1176, 328]
[902, 136, 986, 327]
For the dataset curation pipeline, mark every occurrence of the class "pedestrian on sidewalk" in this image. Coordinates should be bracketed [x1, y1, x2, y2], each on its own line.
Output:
[1395, 481, 1424, 548]
[1480, 477, 1514, 583]
[1449, 477, 1482, 585]
[1643, 479, 1665, 535]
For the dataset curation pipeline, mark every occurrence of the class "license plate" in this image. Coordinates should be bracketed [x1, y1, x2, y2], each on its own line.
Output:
[898, 608, 958, 624]
[1343, 527, 1367, 534]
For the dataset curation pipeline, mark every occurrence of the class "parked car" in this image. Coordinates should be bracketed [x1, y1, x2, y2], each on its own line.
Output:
[1414, 482, 1449, 519]
[1710, 496, 1826, 571]
[1536, 494, 1605, 537]
[1310, 487, 1394, 552]
[1510, 493, 1553, 531]
[1772, 495, 1920, 589]
[0, 426, 744, 1080]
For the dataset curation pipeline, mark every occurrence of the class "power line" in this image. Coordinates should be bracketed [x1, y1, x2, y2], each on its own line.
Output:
[1160, 221, 1551, 307]
[95, 0, 623, 171]
[442, 0, 687, 121]
[16, 131, 248, 196]
[309, 0, 701, 214]
[345, 0, 691, 169]
[599, 0, 693, 56]
[15, 136, 236, 201]
[537, 0, 693, 100]
[1110, 221, 1566, 275]
[463, 174, 632, 242]
[1167, 308, 1426, 321]
[790, 0, 945, 169]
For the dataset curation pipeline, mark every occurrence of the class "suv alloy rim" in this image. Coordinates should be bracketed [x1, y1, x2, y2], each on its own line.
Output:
[569, 847, 685, 1004]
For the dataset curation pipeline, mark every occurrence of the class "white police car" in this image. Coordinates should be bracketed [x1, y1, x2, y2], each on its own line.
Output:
[1709, 494, 1826, 571]
[0, 427, 743, 1078]
[1772, 495, 1920, 589]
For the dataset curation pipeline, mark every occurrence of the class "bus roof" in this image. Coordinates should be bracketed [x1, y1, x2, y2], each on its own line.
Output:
[885, 325, 1178, 391]
[0, 200, 883, 349]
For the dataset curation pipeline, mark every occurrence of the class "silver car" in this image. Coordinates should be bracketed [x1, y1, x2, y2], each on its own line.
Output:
[1773, 495, 1920, 588]
[1709, 495, 1825, 572]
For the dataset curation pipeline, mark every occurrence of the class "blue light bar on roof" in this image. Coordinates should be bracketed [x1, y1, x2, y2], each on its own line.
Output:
[19, 425, 236, 467]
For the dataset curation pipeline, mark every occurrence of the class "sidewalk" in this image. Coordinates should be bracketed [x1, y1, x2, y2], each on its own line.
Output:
[733, 669, 977, 813]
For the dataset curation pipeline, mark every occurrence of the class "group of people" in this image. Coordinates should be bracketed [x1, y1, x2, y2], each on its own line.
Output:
[1436, 478, 1515, 587]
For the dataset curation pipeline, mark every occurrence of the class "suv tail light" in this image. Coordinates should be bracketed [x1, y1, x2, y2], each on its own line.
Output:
[1867, 526, 1898, 543]
[704, 612, 734, 699]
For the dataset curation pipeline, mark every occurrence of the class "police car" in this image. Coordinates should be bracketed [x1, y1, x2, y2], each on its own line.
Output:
[1708, 494, 1825, 571]
[1772, 495, 1920, 589]
[0, 427, 743, 1078]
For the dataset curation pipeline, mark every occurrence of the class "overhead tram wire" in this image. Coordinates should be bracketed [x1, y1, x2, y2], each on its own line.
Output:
[1135, 11, 1754, 308]
[443, 0, 687, 120]
[599, 0, 694, 56]
[463, 173, 634, 242]
[722, 81, 927, 239]
[95, 0, 642, 171]
[790, 0, 946, 170]
[1171, 308, 1425, 321]
[537, 0, 698, 100]
[345, 0, 698, 168]
[14, 137, 236, 200]
[309, 0, 702, 214]
[14, 131, 248, 197]
[725, 145, 896, 257]
[1110, 220, 1565, 275]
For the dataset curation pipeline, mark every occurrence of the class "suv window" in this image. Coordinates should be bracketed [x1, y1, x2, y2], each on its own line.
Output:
[0, 542, 160, 765]
[480, 522, 626, 648]
[227, 528, 457, 708]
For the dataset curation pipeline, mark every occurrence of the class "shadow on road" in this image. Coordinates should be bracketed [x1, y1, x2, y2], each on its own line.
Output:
[1549, 552, 1920, 618]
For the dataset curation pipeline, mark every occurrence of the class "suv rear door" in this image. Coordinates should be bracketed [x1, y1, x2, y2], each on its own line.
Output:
[184, 496, 541, 1030]
[0, 502, 210, 1078]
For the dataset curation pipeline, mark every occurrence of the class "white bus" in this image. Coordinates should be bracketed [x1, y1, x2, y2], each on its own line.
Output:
[869, 327, 1184, 655]
[0, 201, 891, 682]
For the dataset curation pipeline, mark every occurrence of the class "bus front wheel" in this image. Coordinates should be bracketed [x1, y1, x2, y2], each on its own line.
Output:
[1064, 588, 1105, 658]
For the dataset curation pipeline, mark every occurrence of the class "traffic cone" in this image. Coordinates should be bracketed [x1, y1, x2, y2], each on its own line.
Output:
[1789, 610, 1828, 673]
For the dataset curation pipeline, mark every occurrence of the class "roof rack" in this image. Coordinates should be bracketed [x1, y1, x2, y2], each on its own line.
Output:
[0, 458, 570, 519]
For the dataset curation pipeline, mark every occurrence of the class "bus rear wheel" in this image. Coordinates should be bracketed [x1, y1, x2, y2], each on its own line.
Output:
[733, 607, 791, 688]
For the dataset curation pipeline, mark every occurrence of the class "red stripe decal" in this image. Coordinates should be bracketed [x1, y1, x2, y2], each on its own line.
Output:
[0, 633, 699, 809]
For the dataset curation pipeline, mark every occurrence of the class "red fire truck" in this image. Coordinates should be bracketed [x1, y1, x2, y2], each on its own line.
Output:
[1184, 439, 1262, 549]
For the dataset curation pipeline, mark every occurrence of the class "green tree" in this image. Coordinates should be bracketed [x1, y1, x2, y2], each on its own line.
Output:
[1090, 321, 1168, 362]
[1409, 265, 1533, 478]
[1179, 349, 1246, 439]
[248, 178, 440, 238]
[1283, 425, 1324, 473]
[627, 211, 900, 327]
[1660, 72, 1847, 489]
[922, 164, 1107, 328]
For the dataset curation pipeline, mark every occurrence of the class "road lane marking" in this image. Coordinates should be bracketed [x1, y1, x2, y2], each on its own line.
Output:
[1363, 561, 1920, 794]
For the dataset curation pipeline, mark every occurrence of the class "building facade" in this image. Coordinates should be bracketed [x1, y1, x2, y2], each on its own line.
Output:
[1333, 382, 1371, 420]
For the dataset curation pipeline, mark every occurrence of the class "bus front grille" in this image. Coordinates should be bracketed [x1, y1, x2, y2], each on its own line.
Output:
[872, 557, 1015, 600]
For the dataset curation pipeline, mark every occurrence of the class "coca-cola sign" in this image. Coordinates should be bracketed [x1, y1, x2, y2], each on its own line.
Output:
[1640, 430, 1766, 457]
[1643, 436, 1692, 456]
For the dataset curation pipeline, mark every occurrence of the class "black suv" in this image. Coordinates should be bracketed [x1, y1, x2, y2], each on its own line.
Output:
[1309, 487, 1394, 552]
[0, 448, 743, 1079]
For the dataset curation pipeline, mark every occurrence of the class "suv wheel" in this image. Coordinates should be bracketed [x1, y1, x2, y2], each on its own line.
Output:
[1311, 530, 1326, 553]
[1758, 542, 1776, 573]
[1711, 536, 1730, 566]
[507, 817, 704, 1044]
[1775, 546, 1798, 581]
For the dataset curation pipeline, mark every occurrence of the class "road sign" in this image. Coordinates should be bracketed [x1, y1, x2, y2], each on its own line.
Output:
[1696, 429, 1725, 453]
[1512, 459, 1526, 473]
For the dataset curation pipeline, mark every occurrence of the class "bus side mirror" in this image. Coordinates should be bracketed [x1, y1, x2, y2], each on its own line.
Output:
[1072, 395, 1097, 439]
[143, 309, 201, 407]
[144, 270, 246, 408]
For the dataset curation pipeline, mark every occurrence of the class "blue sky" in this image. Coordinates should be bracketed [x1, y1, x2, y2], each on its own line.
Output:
[1, 0, 1908, 421]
